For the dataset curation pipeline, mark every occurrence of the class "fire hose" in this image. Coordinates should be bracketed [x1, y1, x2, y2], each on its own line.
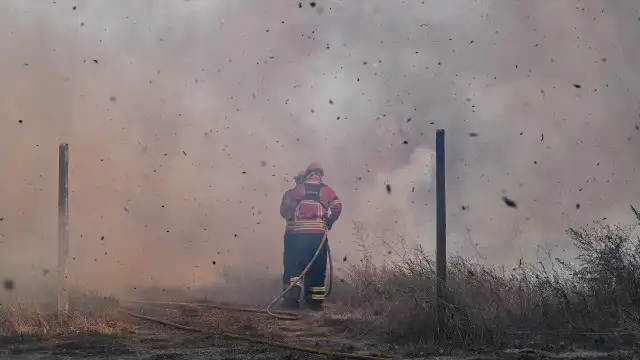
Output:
[119, 232, 390, 359]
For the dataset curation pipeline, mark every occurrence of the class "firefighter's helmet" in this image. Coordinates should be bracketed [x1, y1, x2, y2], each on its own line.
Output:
[306, 162, 324, 177]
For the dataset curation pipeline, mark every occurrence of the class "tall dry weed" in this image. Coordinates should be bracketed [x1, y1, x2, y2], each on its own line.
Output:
[0, 290, 131, 342]
[339, 207, 640, 349]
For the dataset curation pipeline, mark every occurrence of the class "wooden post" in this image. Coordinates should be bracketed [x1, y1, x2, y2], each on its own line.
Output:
[435, 129, 447, 335]
[58, 143, 69, 316]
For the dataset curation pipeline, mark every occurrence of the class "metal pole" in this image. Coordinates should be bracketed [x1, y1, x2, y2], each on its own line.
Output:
[435, 129, 447, 335]
[58, 143, 69, 316]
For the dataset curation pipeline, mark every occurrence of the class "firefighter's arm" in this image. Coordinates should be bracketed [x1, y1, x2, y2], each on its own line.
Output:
[280, 185, 303, 218]
[326, 191, 343, 229]
[279, 190, 293, 219]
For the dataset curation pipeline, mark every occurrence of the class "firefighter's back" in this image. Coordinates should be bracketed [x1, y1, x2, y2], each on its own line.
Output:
[291, 182, 332, 234]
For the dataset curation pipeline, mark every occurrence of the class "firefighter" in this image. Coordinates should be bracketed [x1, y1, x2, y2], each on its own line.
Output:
[279, 163, 342, 310]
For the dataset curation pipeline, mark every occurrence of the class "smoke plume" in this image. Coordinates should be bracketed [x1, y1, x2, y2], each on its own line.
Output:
[1, 1, 639, 299]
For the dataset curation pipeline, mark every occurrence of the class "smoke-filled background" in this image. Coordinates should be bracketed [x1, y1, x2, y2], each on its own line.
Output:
[1, 1, 639, 299]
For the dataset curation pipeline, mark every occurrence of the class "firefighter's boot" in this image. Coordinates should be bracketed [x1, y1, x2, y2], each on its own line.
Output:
[283, 277, 303, 309]
[305, 286, 325, 311]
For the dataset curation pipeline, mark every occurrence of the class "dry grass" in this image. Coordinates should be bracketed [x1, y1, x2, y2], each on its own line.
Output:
[334, 206, 640, 350]
[4, 208, 640, 354]
[0, 291, 132, 344]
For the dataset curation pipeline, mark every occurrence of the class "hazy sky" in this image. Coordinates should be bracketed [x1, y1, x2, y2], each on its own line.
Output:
[1, 0, 639, 297]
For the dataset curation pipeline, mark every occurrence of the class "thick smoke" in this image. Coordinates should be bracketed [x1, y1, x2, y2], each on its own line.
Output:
[0, 1, 639, 299]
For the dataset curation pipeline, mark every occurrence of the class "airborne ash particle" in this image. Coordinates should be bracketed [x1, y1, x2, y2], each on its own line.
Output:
[3, 279, 15, 291]
[386, 184, 392, 194]
[468, 132, 479, 137]
[502, 196, 517, 208]
[573, 84, 582, 89]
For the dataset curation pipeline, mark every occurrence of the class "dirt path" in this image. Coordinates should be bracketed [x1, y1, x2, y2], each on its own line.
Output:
[2, 303, 392, 360]
[2, 303, 638, 360]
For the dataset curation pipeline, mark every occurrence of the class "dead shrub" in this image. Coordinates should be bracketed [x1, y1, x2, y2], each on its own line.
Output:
[340, 207, 640, 349]
[0, 290, 132, 344]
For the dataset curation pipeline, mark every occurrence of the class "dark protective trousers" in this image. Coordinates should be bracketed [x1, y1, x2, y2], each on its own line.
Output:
[282, 232, 328, 306]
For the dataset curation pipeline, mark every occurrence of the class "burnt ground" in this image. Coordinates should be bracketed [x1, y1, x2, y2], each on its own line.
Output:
[1, 302, 638, 360]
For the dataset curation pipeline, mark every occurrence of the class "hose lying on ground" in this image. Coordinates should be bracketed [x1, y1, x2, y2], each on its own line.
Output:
[119, 232, 388, 359]
[125, 232, 331, 320]
[119, 308, 388, 360]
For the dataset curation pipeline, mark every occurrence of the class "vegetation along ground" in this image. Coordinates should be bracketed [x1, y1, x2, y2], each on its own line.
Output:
[2, 208, 640, 359]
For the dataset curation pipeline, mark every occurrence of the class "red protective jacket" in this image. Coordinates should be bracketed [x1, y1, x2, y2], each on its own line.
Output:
[280, 175, 342, 235]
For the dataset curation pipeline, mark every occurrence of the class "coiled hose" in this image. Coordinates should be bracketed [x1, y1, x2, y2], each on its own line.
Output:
[126, 232, 330, 320]
[119, 233, 388, 359]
